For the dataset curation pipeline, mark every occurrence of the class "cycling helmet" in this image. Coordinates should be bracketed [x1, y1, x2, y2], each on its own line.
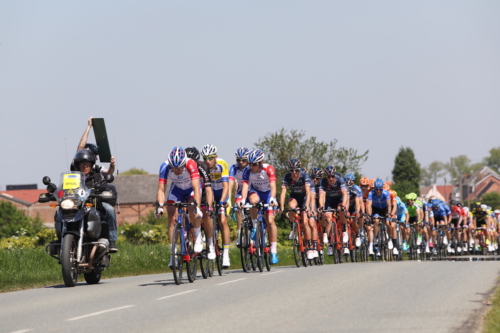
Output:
[494, 210, 500, 214]
[235, 147, 250, 159]
[344, 174, 355, 185]
[360, 177, 370, 186]
[431, 199, 440, 207]
[248, 149, 264, 163]
[167, 147, 187, 168]
[74, 149, 96, 170]
[369, 179, 376, 188]
[480, 204, 487, 210]
[288, 158, 301, 170]
[449, 199, 457, 206]
[84, 143, 99, 156]
[456, 202, 463, 208]
[383, 183, 390, 191]
[201, 144, 217, 157]
[405, 193, 417, 200]
[301, 167, 307, 173]
[185, 146, 200, 161]
[463, 207, 469, 213]
[324, 166, 336, 177]
[373, 179, 384, 189]
[311, 167, 324, 178]
[334, 172, 342, 177]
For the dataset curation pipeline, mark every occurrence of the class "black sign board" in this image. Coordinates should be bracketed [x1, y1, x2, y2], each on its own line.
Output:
[7, 184, 38, 190]
[92, 118, 112, 163]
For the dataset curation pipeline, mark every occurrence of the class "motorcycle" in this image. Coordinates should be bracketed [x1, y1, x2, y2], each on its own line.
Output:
[39, 171, 116, 287]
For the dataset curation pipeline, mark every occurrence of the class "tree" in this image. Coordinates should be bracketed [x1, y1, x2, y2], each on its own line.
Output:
[484, 147, 500, 174]
[481, 192, 500, 210]
[254, 128, 369, 182]
[391, 147, 420, 197]
[445, 155, 484, 179]
[0, 201, 44, 238]
[421, 161, 446, 186]
[119, 168, 149, 176]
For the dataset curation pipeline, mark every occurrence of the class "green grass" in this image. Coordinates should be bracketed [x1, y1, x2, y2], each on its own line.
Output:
[0, 242, 335, 293]
[483, 282, 500, 333]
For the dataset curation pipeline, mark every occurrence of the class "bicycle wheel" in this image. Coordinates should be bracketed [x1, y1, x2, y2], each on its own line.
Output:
[256, 220, 264, 272]
[240, 225, 250, 272]
[200, 227, 209, 279]
[264, 228, 271, 272]
[292, 224, 301, 267]
[214, 231, 223, 276]
[186, 229, 197, 283]
[171, 225, 184, 285]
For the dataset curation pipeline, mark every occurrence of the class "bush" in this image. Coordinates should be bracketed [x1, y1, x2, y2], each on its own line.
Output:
[0, 201, 45, 238]
[120, 223, 168, 245]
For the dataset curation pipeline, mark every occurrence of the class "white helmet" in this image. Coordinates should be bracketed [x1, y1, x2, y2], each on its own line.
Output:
[201, 144, 217, 157]
[481, 204, 487, 210]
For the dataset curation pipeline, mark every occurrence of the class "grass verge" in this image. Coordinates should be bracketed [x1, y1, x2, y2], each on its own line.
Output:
[482, 281, 500, 333]
[0, 242, 335, 293]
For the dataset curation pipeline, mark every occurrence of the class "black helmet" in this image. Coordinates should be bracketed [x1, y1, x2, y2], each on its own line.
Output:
[73, 149, 96, 169]
[324, 166, 336, 177]
[185, 147, 200, 161]
[84, 143, 99, 156]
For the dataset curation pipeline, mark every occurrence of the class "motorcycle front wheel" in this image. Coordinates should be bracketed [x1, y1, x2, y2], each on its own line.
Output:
[61, 234, 79, 287]
[84, 270, 101, 284]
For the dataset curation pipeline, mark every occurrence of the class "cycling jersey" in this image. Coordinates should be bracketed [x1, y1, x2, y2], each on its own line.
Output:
[407, 200, 423, 218]
[319, 176, 347, 198]
[442, 204, 452, 216]
[367, 189, 391, 209]
[229, 163, 245, 194]
[158, 158, 200, 190]
[472, 209, 488, 225]
[347, 185, 362, 208]
[208, 158, 229, 191]
[282, 171, 312, 195]
[451, 206, 465, 220]
[242, 164, 277, 192]
[196, 161, 212, 189]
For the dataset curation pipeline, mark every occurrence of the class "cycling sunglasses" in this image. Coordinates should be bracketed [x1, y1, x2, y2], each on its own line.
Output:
[374, 187, 383, 191]
[250, 162, 260, 166]
[236, 158, 248, 162]
[290, 169, 300, 173]
[203, 155, 216, 161]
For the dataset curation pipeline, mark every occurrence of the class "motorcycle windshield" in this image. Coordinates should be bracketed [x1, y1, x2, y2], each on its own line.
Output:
[55, 171, 91, 203]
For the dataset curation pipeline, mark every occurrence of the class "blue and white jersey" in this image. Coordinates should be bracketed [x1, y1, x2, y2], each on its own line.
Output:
[229, 164, 245, 190]
[396, 201, 408, 217]
[431, 204, 447, 217]
[347, 185, 362, 207]
[367, 190, 391, 209]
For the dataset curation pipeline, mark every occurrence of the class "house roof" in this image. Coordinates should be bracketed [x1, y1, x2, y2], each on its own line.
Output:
[0, 189, 47, 204]
[113, 174, 158, 204]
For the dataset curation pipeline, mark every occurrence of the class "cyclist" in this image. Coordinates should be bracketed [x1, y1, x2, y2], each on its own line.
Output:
[239, 149, 280, 264]
[155, 147, 203, 268]
[310, 167, 325, 243]
[185, 147, 215, 259]
[430, 199, 448, 255]
[383, 183, 398, 217]
[280, 159, 316, 259]
[395, 196, 409, 252]
[200, 144, 231, 268]
[344, 174, 363, 247]
[318, 166, 349, 255]
[471, 203, 491, 252]
[448, 200, 465, 253]
[229, 147, 250, 246]
[405, 193, 427, 254]
[365, 179, 392, 256]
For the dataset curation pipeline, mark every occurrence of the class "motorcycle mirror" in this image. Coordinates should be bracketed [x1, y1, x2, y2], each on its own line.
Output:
[42, 176, 51, 185]
[104, 174, 114, 184]
[47, 183, 57, 193]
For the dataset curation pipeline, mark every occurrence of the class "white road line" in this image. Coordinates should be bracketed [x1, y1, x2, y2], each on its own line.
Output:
[261, 270, 283, 276]
[216, 278, 247, 286]
[10, 330, 33, 333]
[67, 305, 135, 321]
[157, 289, 198, 300]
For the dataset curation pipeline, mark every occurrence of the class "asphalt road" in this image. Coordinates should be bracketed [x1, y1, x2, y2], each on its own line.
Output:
[1, 261, 499, 333]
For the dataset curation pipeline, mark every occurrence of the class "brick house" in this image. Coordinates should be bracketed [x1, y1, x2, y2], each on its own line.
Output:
[0, 190, 57, 226]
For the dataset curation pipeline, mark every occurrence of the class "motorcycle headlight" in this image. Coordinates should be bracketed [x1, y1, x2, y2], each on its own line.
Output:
[61, 199, 75, 210]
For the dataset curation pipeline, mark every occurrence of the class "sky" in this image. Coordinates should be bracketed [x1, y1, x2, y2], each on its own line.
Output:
[1, 1, 499, 190]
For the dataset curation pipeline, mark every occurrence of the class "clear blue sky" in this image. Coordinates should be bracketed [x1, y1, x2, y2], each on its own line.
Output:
[1, 1, 499, 189]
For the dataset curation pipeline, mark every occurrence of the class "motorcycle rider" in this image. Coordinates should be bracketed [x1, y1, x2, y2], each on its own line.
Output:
[77, 116, 116, 176]
[73, 149, 119, 253]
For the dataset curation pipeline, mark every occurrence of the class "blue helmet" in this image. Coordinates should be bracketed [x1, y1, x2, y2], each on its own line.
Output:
[324, 166, 336, 177]
[248, 149, 265, 163]
[311, 167, 324, 179]
[344, 173, 355, 184]
[288, 158, 301, 170]
[168, 147, 187, 168]
[431, 199, 440, 207]
[235, 147, 250, 159]
[373, 179, 384, 189]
